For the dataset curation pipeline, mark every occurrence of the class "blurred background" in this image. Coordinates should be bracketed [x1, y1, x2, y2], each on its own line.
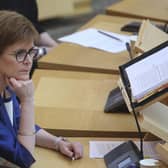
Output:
[38, 0, 120, 40]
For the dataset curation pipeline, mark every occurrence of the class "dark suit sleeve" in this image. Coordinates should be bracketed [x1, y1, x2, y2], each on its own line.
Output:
[0, 89, 41, 168]
[0, 122, 35, 168]
[0, 0, 44, 34]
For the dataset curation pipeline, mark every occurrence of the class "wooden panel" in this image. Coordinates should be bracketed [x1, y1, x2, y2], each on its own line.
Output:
[33, 70, 139, 137]
[106, 0, 168, 23]
[37, 0, 91, 20]
[38, 15, 163, 73]
[33, 137, 167, 168]
[32, 137, 126, 168]
[156, 143, 168, 165]
[38, 15, 138, 73]
[38, 42, 130, 74]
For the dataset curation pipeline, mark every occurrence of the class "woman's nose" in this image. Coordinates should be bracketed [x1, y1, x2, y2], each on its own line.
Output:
[23, 54, 33, 64]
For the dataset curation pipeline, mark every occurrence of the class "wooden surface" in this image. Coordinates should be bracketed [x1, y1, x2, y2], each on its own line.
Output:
[32, 137, 167, 168]
[80, 14, 142, 30]
[156, 143, 168, 165]
[33, 137, 108, 168]
[37, 0, 92, 20]
[32, 137, 141, 168]
[106, 0, 168, 23]
[33, 69, 139, 137]
[135, 20, 168, 53]
[38, 14, 137, 74]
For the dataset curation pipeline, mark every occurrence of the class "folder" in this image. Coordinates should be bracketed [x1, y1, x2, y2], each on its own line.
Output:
[135, 20, 168, 53]
[118, 41, 168, 164]
[118, 40, 168, 112]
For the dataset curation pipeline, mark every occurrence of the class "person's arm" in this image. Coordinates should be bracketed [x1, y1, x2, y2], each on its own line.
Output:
[36, 32, 58, 48]
[35, 32, 58, 58]
[18, 96, 35, 154]
[7, 78, 35, 154]
[35, 129, 83, 160]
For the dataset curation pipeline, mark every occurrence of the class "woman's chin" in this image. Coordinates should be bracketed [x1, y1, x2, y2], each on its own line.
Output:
[16, 75, 30, 81]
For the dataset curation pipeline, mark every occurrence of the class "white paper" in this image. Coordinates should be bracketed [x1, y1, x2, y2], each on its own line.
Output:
[89, 141, 123, 158]
[89, 141, 160, 159]
[125, 46, 168, 100]
[58, 28, 137, 53]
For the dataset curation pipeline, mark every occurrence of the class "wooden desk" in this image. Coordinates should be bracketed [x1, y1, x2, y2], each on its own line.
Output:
[37, 0, 92, 20]
[33, 69, 139, 137]
[33, 137, 135, 168]
[33, 137, 108, 168]
[80, 14, 143, 31]
[32, 137, 167, 168]
[106, 0, 168, 23]
[38, 15, 137, 74]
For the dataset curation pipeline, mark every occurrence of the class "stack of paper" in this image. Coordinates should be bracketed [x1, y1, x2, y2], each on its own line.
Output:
[59, 28, 137, 53]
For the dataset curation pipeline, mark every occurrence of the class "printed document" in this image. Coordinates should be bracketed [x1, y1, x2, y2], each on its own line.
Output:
[125, 46, 168, 101]
[59, 28, 137, 53]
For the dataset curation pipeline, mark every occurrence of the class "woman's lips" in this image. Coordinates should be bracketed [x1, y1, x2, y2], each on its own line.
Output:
[20, 69, 30, 73]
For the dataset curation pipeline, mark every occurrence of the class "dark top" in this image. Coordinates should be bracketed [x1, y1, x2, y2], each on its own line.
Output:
[0, 0, 44, 33]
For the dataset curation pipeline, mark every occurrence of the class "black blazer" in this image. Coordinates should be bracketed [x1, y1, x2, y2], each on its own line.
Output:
[0, 0, 44, 33]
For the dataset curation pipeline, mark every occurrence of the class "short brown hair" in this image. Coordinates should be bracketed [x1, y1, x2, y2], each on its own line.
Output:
[0, 10, 39, 55]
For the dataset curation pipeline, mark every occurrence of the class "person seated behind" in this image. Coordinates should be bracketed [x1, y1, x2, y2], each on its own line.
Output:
[0, 0, 58, 77]
[0, 10, 83, 168]
[0, 0, 57, 54]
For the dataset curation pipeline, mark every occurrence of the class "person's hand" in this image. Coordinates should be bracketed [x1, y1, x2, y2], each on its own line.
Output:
[57, 140, 83, 160]
[6, 77, 34, 103]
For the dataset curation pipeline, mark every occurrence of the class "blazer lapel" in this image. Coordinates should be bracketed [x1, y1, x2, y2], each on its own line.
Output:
[0, 96, 16, 137]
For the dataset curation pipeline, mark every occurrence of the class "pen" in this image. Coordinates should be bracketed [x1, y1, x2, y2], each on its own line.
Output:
[98, 30, 123, 42]
[126, 42, 133, 60]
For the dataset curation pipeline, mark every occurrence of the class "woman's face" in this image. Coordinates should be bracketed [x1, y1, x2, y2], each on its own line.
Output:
[0, 41, 34, 81]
